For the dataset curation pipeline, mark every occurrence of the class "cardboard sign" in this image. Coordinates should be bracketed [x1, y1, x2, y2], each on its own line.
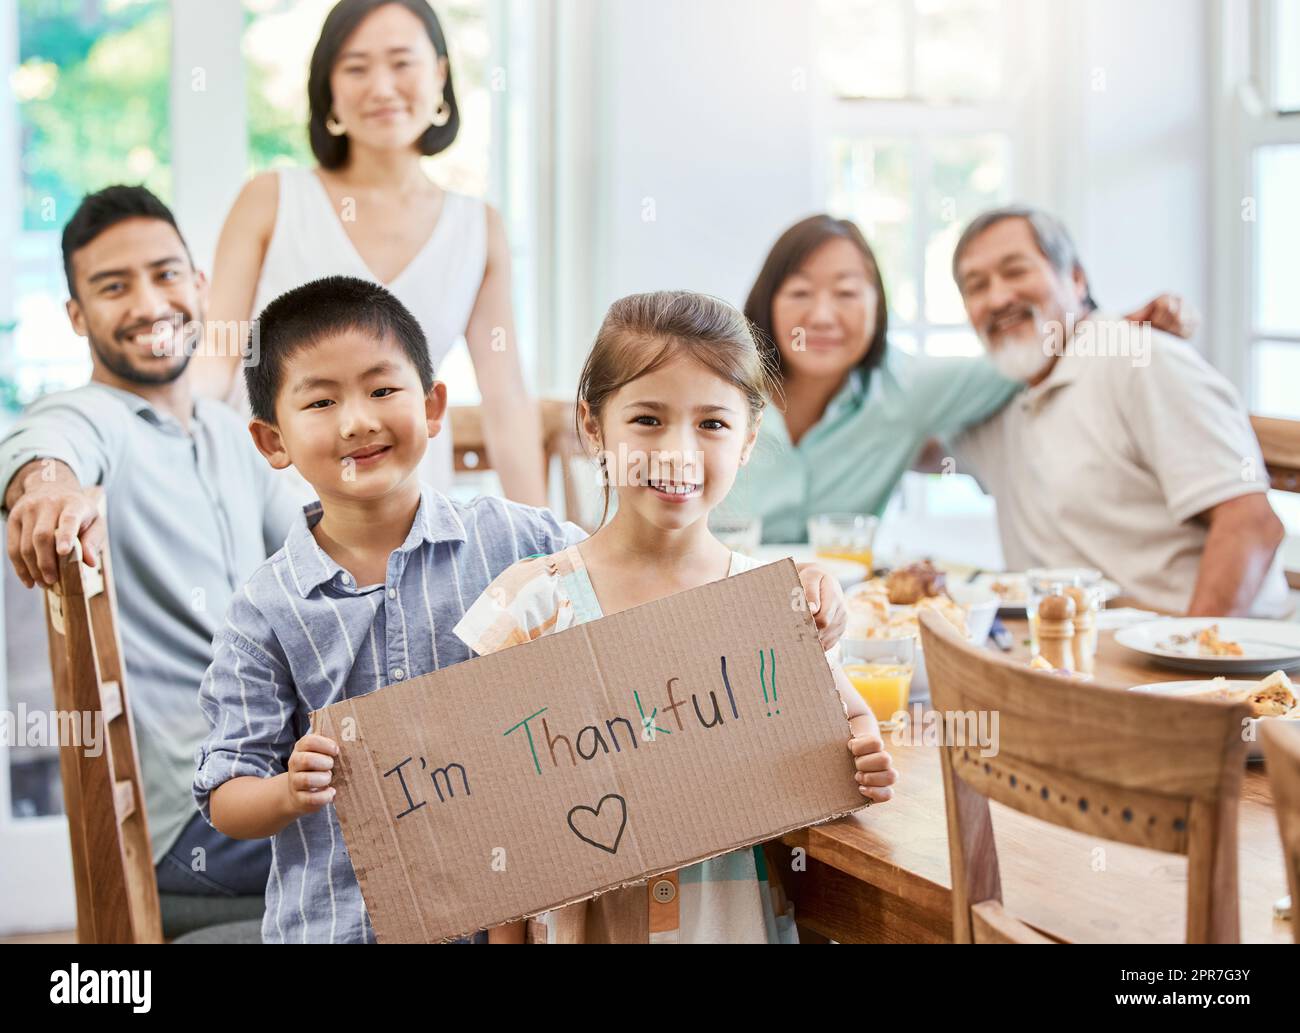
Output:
[313, 558, 864, 943]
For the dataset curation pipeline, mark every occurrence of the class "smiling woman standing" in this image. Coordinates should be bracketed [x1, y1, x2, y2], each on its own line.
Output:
[194, 0, 546, 504]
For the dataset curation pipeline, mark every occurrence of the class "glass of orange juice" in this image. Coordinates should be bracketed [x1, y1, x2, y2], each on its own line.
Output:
[808, 513, 879, 573]
[840, 636, 915, 731]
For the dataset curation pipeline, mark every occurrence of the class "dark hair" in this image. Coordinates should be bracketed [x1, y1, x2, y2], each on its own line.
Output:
[60, 185, 192, 299]
[577, 290, 782, 527]
[246, 275, 434, 423]
[743, 214, 890, 379]
[952, 204, 1098, 312]
[308, 0, 459, 169]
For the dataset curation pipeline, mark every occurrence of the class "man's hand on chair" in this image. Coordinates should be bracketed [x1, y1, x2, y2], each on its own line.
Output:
[6, 465, 106, 588]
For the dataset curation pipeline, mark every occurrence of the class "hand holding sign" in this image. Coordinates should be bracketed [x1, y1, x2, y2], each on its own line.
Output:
[286, 733, 339, 814]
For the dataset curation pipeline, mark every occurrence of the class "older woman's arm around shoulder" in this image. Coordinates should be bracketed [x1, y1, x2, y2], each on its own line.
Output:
[463, 204, 547, 506]
[192, 172, 279, 402]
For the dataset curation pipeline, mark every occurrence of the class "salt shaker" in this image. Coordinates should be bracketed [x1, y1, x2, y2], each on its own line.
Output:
[1064, 585, 1096, 674]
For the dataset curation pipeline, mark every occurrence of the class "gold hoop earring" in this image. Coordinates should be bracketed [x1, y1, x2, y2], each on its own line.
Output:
[325, 112, 346, 137]
[430, 94, 451, 128]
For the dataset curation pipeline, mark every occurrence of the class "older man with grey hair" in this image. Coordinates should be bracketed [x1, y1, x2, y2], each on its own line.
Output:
[949, 205, 1287, 618]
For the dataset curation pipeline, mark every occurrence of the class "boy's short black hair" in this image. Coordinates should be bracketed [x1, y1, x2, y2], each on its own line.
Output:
[246, 275, 435, 424]
[61, 185, 192, 299]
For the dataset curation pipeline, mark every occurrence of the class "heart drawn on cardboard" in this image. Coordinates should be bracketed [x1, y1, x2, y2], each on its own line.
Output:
[566, 793, 628, 854]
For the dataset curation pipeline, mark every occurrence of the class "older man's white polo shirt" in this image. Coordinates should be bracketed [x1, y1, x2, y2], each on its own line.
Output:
[955, 316, 1288, 617]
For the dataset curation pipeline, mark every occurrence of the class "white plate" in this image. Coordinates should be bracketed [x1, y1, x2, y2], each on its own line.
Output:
[1128, 678, 1300, 759]
[1115, 618, 1300, 674]
[751, 546, 868, 589]
[965, 571, 1121, 616]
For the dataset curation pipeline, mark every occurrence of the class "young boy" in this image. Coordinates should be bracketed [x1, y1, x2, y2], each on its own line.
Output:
[192, 275, 848, 943]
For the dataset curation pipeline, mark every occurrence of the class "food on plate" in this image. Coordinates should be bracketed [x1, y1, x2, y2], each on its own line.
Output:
[847, 567, 967, 640]
[1192, 670, 1299, 718]
[1195, 625, 1244, 657]
[885, 560, 947, 605]
[1157, 624, 1247, 657]
[989, 578, 1027, 603]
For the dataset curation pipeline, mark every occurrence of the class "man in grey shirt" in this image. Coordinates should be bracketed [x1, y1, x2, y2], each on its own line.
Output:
[1, 186, 301, 896]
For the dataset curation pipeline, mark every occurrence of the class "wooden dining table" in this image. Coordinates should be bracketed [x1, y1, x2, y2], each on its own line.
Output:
[776, 618, 1295, 943]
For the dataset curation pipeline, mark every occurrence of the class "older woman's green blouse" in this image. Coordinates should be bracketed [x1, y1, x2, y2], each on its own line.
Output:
[726, 350, 1020, 543]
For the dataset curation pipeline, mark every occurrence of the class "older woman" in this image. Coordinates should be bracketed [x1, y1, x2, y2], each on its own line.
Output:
[194, 0, 545, 503]
[726, 214, 1193, 543]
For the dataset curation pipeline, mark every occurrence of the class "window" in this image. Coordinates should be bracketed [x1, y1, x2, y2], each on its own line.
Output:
[1266, 0, 1300, 113]
[819, 0, 1013, 358]
[1225, 0, 1300, 564]
[1251, 145, 1300, 421]
[819, 0, 1003, 103]
[1241, 0, 1300, 421]
[7, 0, 171, 404]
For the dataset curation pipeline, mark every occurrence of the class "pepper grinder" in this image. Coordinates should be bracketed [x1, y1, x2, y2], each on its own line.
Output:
[1036, 593, 1076, 672]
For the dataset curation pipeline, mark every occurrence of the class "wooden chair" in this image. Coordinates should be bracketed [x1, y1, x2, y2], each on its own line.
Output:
[450, 399, 595, 530]
[1259, 721, 1300, 943]
[918, 610, 1251, 943]
[1251, 414, 1300, 589]
[43, 504, 261, 943]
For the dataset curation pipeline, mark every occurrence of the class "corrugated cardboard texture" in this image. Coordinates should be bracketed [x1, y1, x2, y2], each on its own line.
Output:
[313, 558, 864, 943]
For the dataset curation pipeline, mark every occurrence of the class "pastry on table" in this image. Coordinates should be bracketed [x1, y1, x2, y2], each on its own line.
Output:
[885, 560, 947, 605]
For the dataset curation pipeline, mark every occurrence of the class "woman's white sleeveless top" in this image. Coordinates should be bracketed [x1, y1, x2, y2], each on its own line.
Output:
[241, 166, 487, 494]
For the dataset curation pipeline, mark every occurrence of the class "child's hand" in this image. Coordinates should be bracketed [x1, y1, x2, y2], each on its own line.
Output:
[847, 714, 896, 805]
[797, 563, 847, 650]
[286, 733, 339, 815]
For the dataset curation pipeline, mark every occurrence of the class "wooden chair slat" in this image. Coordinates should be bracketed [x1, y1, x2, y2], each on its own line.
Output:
[1252, 414, 1300, 485]
[100, 680, 123, 723]
[971, 901, 1060, 944]
[948, 745, 1192, 854]
[113, 778, 136, 822]
[1260, 723, 1300, 944]
[920, 610, 1248, 944]
[44, 521, 163, 944]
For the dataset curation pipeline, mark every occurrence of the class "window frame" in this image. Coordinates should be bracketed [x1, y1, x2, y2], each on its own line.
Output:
[813, 0, 1033, 357]
[1211, 0, 1300, 408]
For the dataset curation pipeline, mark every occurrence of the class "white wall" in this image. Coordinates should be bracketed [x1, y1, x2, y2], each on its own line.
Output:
[592, 0, 820, 314]
[171, 1, 249, 271]
[1059, 0, 1212, 339]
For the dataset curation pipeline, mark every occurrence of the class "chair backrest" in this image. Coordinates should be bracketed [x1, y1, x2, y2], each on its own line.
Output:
[450, 400, 595, 530]
[1251, 414, 1300, 590]
[1252, 415, 1300, 494]
[43, 511, 162, 944]
[1260, 721, 1300, 943]
[919, 610, 1251, 944]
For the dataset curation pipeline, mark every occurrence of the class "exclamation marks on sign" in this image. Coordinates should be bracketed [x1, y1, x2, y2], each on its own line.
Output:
[760, 647, 779, 717]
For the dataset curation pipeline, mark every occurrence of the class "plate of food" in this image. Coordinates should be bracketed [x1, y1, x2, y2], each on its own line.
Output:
[1114, 618, 1300, 674]
[1129, 670, 1300, 758]
[967, 571, 1121, 616]
[845, 561, 999, 701]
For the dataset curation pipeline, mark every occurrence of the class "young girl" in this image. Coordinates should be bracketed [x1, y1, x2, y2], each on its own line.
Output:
[454, 290, 896, 943]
